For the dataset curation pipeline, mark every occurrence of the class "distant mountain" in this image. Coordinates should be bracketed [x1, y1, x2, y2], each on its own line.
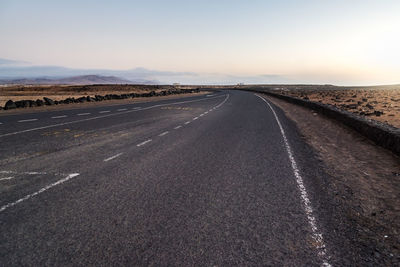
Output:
[0, 75, 153, 85]
[0, 58, 290, 85]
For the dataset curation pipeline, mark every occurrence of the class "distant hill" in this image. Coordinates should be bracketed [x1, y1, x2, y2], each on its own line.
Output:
[0, 75, 153, 85]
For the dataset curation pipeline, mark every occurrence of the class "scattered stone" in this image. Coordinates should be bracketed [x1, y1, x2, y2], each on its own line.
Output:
[366, 103, 374, 109]
[374, 110, 383, 116]
[347, 104, 358, 109]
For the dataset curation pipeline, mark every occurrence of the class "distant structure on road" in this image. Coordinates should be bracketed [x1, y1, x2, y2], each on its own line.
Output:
[237, 83, 244, 86]
[173, 83, 180, 87]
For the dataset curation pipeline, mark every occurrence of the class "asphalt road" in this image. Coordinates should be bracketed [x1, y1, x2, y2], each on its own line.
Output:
[0, 90, 355, 265]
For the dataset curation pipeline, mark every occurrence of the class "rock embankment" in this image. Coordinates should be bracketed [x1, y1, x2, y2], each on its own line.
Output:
[1, 88, 200, 110]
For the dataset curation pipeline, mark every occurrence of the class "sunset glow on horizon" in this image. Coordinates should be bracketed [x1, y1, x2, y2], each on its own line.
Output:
[0, 0, 399, 85]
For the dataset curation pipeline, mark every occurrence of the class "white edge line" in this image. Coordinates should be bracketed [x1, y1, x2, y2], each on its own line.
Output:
[0, 94, 226, 138]
[255, 94, 331, 266]
[0, 177, 14, 181]
[136, 139, 152, 147]
[0, 173, 80, 213]
[104, 152, 123, 162]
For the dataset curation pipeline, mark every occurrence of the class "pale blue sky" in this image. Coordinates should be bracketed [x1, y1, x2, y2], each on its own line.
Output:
[0, 0, 399, 84]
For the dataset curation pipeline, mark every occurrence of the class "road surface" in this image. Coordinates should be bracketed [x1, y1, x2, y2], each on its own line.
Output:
[0, 90, 352, 265]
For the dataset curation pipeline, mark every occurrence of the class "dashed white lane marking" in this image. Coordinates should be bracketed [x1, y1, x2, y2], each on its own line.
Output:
[99, 110, 111, 113]
[193, 117, 199, 120]
[0, 171, 47, 175]
[77, 113, 91, 116]
[199, 114, 205, 117]
[0, 173, 80, 213]
[133, 107, 141, 110]
[255, 94, 331, 266]
[136, 139, 152, 147]
[0, 94, 226, 138]
[104, 152, 124, 162]
[18, 119, 38, 123]
[0, 177, 14, 181]
[204, 111, 208, 114]
[0, 122, 3, 125]
[174, 125, 182, 129]
[184, 121, 191, 125]
[206, 94, 214, 97]
[117, 108, 127, 111]
[51, 115, 67, 119]
[158, 131, 169, 137]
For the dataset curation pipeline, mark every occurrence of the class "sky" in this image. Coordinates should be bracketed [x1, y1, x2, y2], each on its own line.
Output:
[0, 0, 399, 85]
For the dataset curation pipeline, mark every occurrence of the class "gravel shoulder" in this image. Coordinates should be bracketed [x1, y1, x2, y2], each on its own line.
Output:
[265, 95, 400, 265]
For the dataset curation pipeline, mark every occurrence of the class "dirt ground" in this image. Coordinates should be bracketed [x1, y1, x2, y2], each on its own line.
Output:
[0, 84, 198, 107]
[274, 87, 400, 128]
[264, 95, 400, 264]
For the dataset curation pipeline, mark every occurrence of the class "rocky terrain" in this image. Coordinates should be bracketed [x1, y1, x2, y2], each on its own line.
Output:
[245, 85, 400, 129]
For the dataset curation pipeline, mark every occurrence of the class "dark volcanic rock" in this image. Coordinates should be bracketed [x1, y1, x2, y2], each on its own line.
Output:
[347, 104, 358, 109]
[43, 97, 55, 105]
[36, 99, 44, 106]
[366, 103, 374, 109]
[4, 100, 17, 110]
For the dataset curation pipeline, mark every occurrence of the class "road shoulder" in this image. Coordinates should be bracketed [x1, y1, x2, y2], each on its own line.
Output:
[265, 95, 400, 265]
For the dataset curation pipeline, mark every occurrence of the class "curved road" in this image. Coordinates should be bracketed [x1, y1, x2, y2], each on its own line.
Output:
[0, 90, 351, 265]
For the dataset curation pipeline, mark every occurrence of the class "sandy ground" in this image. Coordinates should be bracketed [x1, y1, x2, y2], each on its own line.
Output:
[265, 95, 400, 264]
[274, 88, 400, 128]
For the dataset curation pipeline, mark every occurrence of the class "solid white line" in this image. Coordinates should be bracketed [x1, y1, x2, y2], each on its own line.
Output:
[184, 121, 191, 125]
[18, 119, 38, 123]
[158, 131, 169, 137]
[117, 108, 127, 111]
[193, 117, 199, 120]
[99, 110, 110, 113]
[174, 125, 182, 129]
[255, 94, 331, 266]
[136, 139, 152, 147]
[104, 152, 123, 162]
[77, 113, 91, 116]
[0, 94, 226, 138]
[51, 115, 67, 119]
[0, 173, 80, 213]
[0, 177, 14, 181]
